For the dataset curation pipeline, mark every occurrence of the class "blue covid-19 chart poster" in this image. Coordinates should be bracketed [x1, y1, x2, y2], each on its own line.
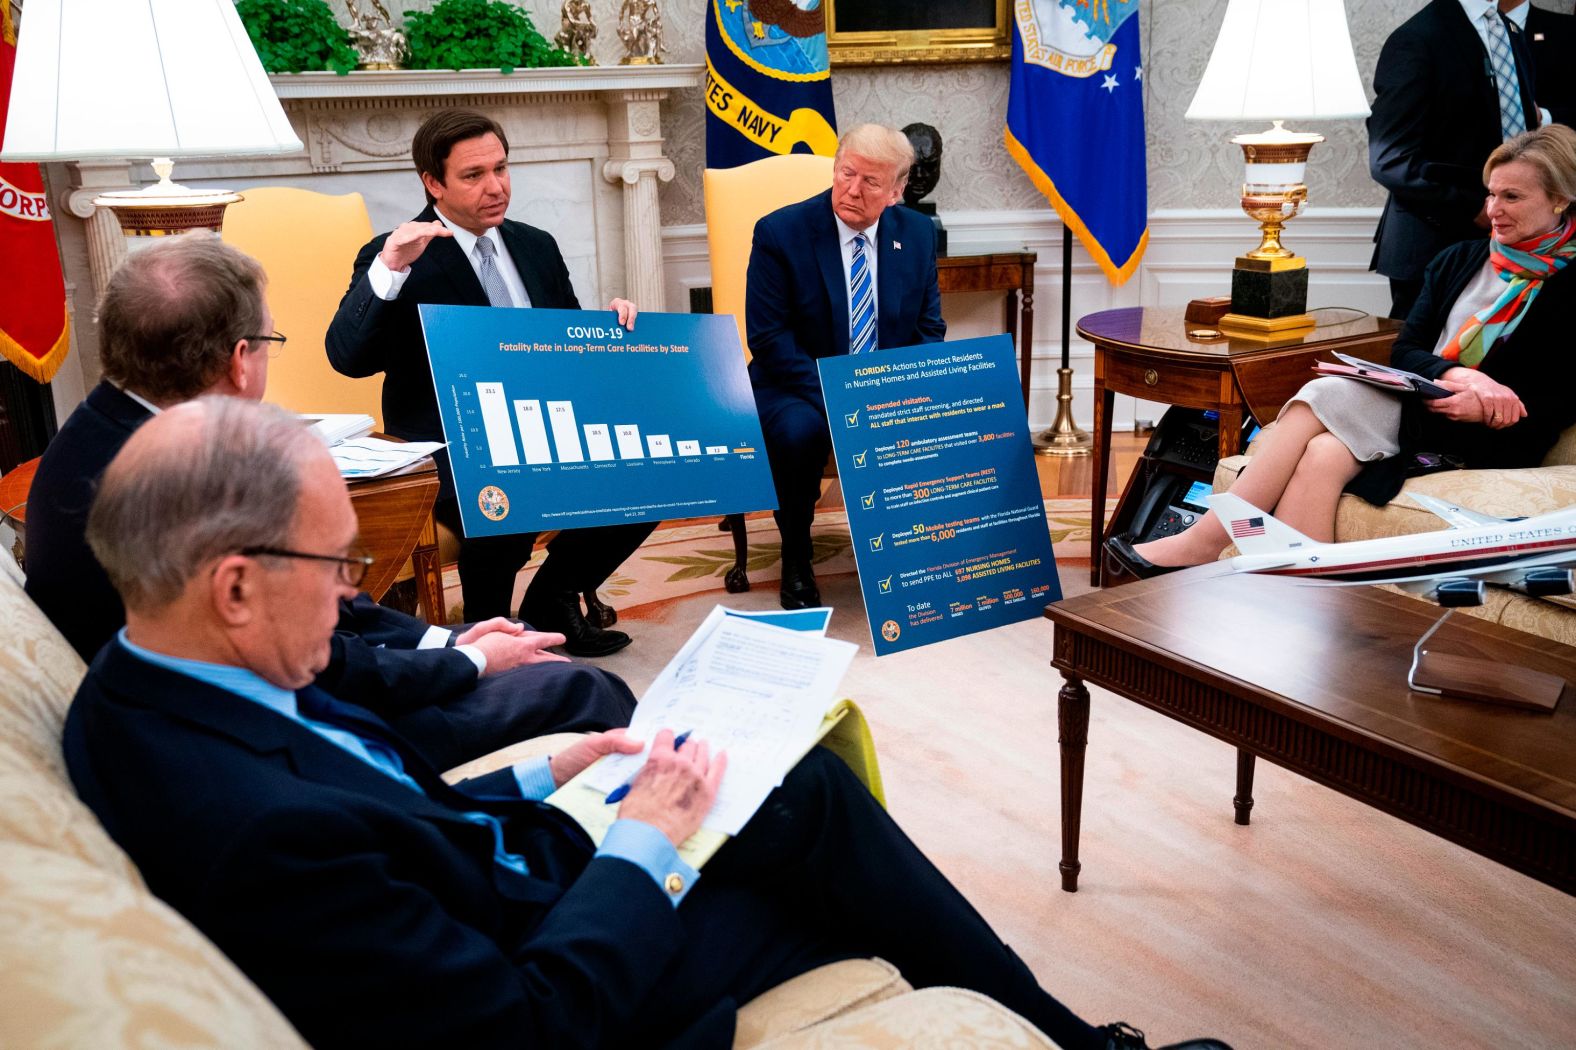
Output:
[818, 334, 1061, 656]
[421, 304, 777, 537]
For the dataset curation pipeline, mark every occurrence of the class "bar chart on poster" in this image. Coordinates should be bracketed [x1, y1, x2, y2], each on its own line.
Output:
[421, 305, 776, 538]
[469, 384, 753, 468]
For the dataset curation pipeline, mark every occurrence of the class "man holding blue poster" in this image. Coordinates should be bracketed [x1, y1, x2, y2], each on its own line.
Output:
[746, 124, 946, 610]
[327, 109, 655, 657]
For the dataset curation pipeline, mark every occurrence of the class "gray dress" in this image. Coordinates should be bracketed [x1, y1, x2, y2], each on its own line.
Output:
[1285, 377, 1404, 462]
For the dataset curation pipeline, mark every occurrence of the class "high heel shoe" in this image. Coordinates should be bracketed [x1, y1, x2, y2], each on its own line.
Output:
[1104, 534, 1186, 581]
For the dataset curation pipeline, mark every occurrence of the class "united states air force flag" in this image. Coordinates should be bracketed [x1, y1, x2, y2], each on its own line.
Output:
[1005, 0, 1148, 284]
[706, 0, 837, 169]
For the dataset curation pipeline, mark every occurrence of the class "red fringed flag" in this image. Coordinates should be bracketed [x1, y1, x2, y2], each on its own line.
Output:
[0, 4, 69, 383]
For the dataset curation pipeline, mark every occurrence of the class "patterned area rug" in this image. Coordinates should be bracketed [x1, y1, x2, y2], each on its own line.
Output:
[441, 498, 1109, 620]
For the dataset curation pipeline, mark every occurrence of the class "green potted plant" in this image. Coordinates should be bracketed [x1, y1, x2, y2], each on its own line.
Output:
[404, 0, 585, 72]
[236, 0, 360, 75]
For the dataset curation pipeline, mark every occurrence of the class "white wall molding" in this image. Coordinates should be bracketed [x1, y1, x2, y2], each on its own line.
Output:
[663, 206, 1388, 432]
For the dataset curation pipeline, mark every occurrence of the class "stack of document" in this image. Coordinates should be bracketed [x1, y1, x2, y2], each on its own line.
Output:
[548, 606, 880, 867]
[296, 412, 445, 479]
[301, 413, 375, 445]
[328, 437, 446, 480]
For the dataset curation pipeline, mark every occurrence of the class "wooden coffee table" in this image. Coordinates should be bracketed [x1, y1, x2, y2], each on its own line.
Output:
[1044, 564, 1576, 895]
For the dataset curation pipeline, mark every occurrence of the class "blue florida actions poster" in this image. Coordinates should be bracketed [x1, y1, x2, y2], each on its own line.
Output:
[421, 305, 777, 537]
[819, 335, 1061, 656]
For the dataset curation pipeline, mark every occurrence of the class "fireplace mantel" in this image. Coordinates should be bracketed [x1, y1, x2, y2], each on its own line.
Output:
[267, 65, 703, 101]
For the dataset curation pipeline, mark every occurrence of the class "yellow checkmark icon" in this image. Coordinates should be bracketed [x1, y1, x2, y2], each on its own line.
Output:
[878, 575, 892, 593]
[869, 535, 883, 551]
[853, 450, 868, 467]
[861, 492, 875, 509]
[844, 409, 860, 427]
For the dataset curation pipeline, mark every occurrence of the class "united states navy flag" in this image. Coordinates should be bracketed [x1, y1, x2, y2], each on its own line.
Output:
[1005, 0, 1148, 284]
[705, 0, 837, 169]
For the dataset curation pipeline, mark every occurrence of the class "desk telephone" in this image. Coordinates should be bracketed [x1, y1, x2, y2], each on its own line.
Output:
[1124, 409, 1259, 543]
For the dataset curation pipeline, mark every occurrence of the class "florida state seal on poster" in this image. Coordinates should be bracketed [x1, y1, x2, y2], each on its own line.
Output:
[1014, 0, 1134, 78]
[477, 485, 510, 522]
[880, 620, 901, 644]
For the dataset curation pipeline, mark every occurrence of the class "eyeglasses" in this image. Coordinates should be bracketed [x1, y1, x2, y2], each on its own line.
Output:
[244, 332, 288, 358]
[240, 544, 374, 587]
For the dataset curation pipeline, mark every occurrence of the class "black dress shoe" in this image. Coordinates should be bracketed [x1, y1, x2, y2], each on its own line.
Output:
[582, 591, 618, 628]
[520, 588, 632, 658]
[1104, 534, 1185, 581]
[1100, 1021, 1233, 1050]
[779, 560, 821, 610]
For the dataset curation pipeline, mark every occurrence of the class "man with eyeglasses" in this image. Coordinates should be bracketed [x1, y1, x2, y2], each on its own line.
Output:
[746, 124, 946, 610]
[25, 235, 636, 771]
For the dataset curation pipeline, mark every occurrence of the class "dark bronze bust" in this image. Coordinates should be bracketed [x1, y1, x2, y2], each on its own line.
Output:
[901, 122, 945, 252]
[902, 122, 942, 205]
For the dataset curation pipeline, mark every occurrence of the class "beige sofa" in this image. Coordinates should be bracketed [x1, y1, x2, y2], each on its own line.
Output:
[1215, 426, 1576, 645]
[0, 561, 1054, 1049]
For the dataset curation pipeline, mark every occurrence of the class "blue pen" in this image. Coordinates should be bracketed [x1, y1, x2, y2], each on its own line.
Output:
[604, 729, 691, 805]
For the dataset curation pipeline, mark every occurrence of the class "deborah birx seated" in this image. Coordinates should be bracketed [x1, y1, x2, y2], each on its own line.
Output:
[1107, 124, 1576, 579]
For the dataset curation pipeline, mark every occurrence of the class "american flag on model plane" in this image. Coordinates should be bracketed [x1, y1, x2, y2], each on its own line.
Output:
[1231, 517, 1266, 539]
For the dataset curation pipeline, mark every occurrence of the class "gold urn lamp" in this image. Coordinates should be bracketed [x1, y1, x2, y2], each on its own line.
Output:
[1185, 0, 1370, 334]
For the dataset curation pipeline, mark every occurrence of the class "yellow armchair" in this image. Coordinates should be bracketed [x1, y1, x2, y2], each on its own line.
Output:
[704, 154, 834, 362]
[221, 187, 382, 427]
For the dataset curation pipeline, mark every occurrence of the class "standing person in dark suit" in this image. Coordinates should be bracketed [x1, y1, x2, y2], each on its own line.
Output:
[1522, 1, 1576, 127]
[25, 236, 634, 770]
[326, 109, 655, 657]
[1369, 0, 1542, 320]
[746, 124, 946, 609]
[64, 394, 1229, 1050]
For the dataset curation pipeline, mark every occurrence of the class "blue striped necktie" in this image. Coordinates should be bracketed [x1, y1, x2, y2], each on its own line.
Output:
[1484, 12, 1527, 139]
[849, 233, 876, 355]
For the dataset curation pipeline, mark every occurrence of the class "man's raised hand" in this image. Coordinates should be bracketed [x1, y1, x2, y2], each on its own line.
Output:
[379, 220, 453, 272]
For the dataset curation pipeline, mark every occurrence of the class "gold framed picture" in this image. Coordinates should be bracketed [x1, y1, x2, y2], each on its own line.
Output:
[823, 0, 1011, 66]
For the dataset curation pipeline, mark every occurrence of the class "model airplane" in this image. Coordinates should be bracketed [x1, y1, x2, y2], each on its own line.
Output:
[1211, 491, 1576, 607]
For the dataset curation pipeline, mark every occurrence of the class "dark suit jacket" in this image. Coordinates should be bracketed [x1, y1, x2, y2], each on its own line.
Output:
[22, 382, 479, 708]
[63, 643, 691, 1050]
[1369, 0, 1540, 281]
[745, 191, 945, 416]
[1351, 237, 1576, 503]
[327, 205, 580, 453]
[1527, 5, 1576, 128]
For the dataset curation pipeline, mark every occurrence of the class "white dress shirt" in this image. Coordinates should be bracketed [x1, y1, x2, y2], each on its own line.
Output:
[367, 209, 532, 308]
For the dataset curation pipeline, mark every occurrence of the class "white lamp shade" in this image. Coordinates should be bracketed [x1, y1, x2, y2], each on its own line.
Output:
[2, 0, 302, 162]
[1185, 0, 1370, 122]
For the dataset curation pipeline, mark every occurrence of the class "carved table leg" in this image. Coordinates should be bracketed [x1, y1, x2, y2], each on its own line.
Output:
[1234, 748, 1256, 825]
[1059, 673, 1091, 892]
